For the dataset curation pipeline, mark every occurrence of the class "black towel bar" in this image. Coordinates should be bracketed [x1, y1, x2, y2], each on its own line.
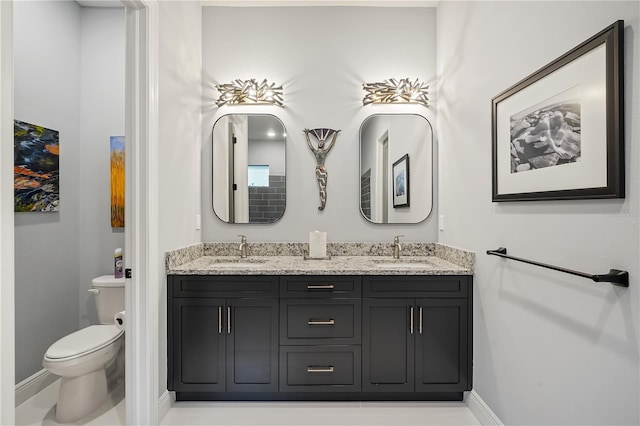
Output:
[486, 247, 629, 287]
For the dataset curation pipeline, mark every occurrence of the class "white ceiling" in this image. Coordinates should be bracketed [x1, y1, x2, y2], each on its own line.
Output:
[75, 0, 123, 7]
[248, 115, 286, 142]
[200, 1, 438, 6]
[76, 0, 438, 7]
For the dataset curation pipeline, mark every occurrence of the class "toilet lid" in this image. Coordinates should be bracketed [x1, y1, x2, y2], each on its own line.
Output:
[45, 325, 123, 360]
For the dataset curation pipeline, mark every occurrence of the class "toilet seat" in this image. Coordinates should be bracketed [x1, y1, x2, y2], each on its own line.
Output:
[45, 325, 123, 361]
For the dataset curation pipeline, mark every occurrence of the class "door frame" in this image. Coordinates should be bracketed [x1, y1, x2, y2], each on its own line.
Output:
[122, 0, 160, 424]
[0, 1, 15, 423]
[375, 130, 389, 223]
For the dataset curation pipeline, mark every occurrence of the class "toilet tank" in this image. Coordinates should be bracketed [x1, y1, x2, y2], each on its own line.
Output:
[92, 275, 125, 324]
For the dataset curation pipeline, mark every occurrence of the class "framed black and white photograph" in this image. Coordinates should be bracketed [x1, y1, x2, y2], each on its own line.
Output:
[492, 20, 624, 201]
[392, 154, 410, 208]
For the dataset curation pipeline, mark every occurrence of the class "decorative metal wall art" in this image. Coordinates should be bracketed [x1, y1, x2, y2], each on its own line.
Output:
[215, 79, 283, 107]
[304, 128, 340, 211]
[362, 78, 429, 107]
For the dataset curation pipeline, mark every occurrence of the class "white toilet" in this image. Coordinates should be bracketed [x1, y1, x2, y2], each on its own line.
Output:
[43, 275, 125, 423]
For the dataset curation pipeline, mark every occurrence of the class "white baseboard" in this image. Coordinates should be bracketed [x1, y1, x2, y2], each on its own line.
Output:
[15, 369, 59, 407]
[158, 390, 174, 422]
[467, 390, 504, 426]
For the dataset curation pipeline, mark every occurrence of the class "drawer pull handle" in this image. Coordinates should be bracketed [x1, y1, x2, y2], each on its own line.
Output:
[419, 306, 423, 335]
[307, 319, 335, 326]
[307, 366, 334, 373]
[307, 284, 335, 290]
[218, 306, 222, 334]
[227, 306, 231, 334]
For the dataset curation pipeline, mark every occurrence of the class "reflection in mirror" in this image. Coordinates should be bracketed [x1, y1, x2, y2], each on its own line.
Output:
[213, 114, 286, 223]
[359, 114, 433, 224]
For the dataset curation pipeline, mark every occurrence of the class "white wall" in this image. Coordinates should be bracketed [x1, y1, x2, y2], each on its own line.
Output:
[78, 7, 125, 327]
[437, 2, 639, 424]
[13, 1, 125, 383]
[157, 0, 202, 398]
[249, 139, 285, 176]
[202, 6, 438, 243]
[13, 0, 82, 384]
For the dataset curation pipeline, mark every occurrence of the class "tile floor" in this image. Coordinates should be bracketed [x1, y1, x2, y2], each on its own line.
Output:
[15, 379, 125, 426]
[160, 400, 482, 426]
[16, 381, 481, 426]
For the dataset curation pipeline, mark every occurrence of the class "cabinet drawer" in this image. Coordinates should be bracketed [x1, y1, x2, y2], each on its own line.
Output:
[170, 275, 278, 298]
[280, 299, 361, 345]
[363, 276, 470, 298]
[280, 276, 361, 298]
[280, 346, 361, 391]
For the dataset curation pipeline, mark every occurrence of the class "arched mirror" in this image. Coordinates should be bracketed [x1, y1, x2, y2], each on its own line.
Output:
[359, 114, 433, 223]
[212, 114, 286, 223]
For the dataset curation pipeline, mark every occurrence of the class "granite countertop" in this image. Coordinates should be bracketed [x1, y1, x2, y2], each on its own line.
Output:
[166, 242, 474, 276]
[168, 255, 470, 275]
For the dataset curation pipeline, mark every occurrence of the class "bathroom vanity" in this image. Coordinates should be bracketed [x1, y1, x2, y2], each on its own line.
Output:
[166, 243, 473, 402]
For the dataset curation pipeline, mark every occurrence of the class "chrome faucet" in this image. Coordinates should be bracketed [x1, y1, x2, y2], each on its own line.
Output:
[238, 235, 248, 258]
[393, 235, 404, 259]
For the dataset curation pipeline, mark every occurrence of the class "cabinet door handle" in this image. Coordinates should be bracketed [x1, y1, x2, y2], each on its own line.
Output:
[307, 284, 335, 290]
[218, 306, 222, 334]
[227, 306, 231, 334]
[308, 319, 335, 326]
[419, 306, 423, 335]
[410, 306, 414, 334]
[307, 366, 334, 373]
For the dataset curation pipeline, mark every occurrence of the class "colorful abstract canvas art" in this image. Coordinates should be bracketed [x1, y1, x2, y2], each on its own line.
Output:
[14, 120, 60, 212]
[110, 136, 125, 227]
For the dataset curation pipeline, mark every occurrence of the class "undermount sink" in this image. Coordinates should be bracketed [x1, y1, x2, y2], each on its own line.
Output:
[213, 263, 263, 268]
[372, 259, 434, 269]
[210, 258, 265, 268]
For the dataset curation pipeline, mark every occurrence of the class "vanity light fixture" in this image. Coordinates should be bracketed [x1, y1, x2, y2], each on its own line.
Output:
[215, 78, 284, 107]
[362, 78, 429, 107]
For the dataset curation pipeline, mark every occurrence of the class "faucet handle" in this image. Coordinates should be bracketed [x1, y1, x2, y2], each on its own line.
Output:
[238, 234, 247, 243]
[394, 235, 404, 243]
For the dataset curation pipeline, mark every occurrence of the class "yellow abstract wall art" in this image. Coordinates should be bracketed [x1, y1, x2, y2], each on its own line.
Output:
[110, 136, 124, 227]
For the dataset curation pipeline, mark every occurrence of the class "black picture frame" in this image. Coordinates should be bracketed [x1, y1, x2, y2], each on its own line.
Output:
[491, 20, 624, 202]
[392, 154, 410, 208]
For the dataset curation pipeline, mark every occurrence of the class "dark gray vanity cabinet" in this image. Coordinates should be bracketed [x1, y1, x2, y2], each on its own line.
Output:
[362, 276, 472, 394]
[415, 298, 469, 392]
[167, 276, 279, 394]
[171, 298, 226, 392]
[168, 273, 472, 400]
[362, 298, 415, 392]
[279, 276, 362, 392]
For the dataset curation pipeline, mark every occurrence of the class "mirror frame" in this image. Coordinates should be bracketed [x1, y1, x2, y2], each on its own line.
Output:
[211, 113, 287, 224]
[358, 113, 434, 224]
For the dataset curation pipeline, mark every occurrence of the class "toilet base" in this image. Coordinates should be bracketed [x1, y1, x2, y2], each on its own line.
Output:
[56, 369, 108, 423]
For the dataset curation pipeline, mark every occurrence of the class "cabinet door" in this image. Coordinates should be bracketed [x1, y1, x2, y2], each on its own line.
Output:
[362, 299, 414, 392]
[415, 298, 469, 392]
[226, 298, 279, 392]
[172, 298, 225, 392]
